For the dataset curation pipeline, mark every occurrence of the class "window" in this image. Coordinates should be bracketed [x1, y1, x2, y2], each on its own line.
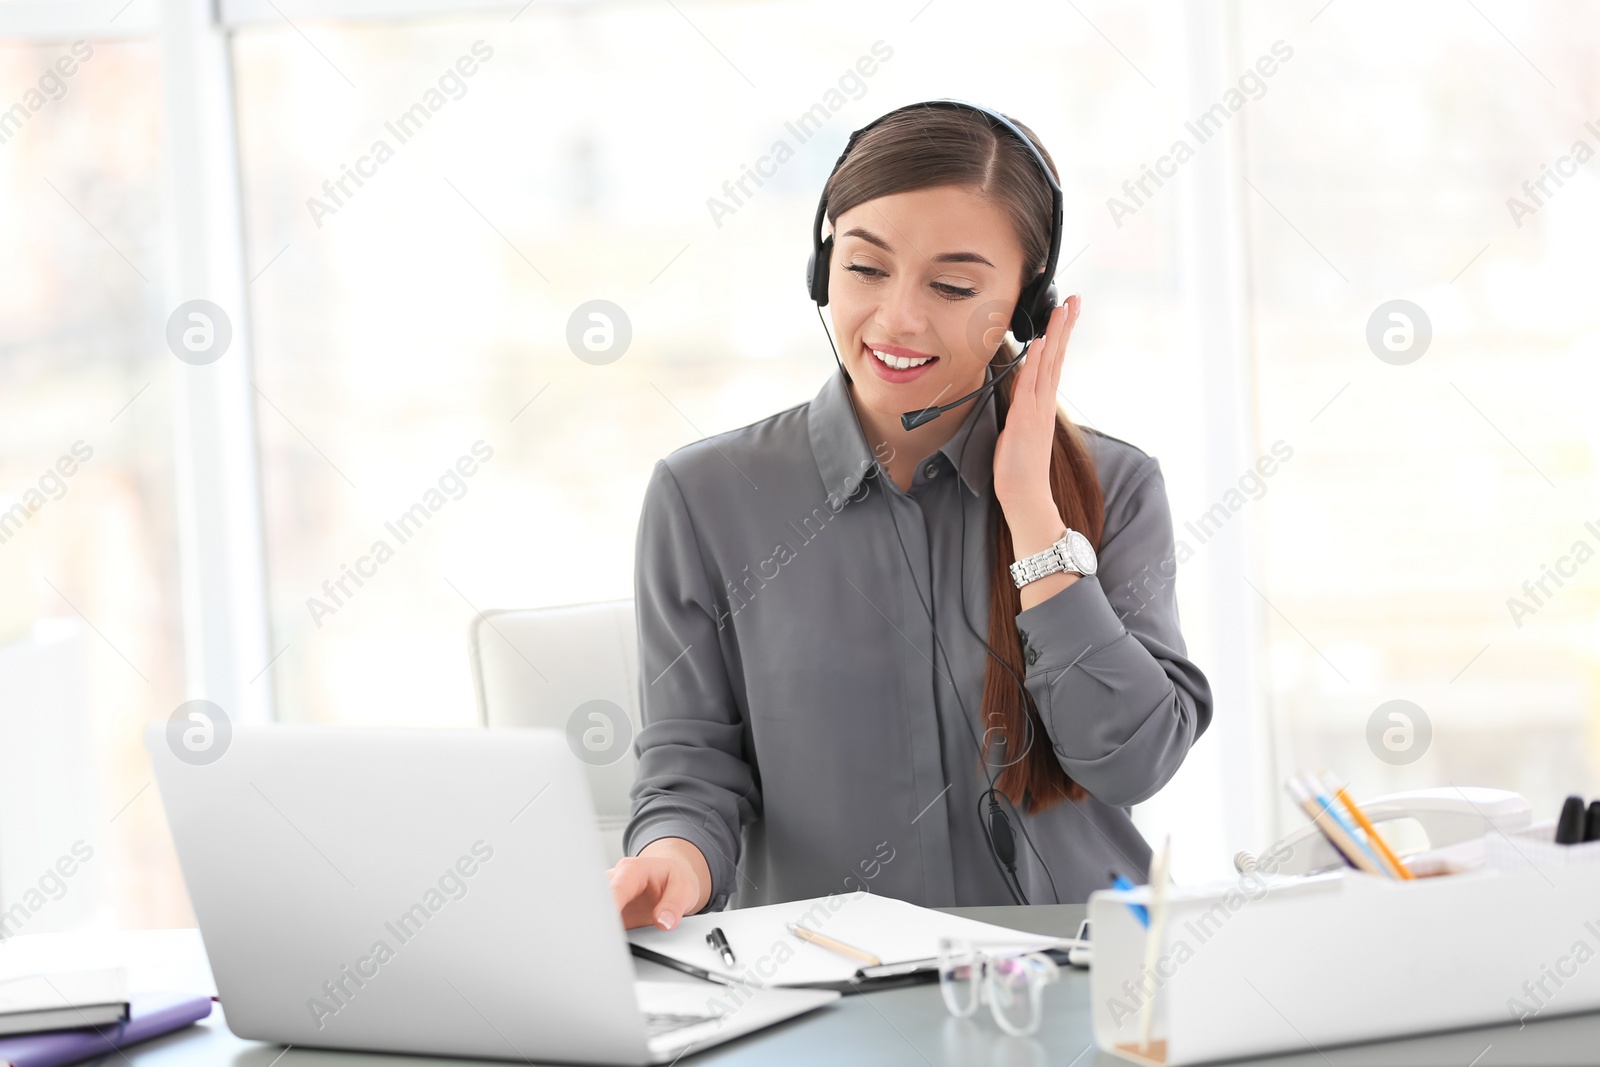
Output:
[0, 36, 188, 929]
[230, 1, 1200, 735]
[1240, 0, 1600, 830]
[4, 1, 1590, 929]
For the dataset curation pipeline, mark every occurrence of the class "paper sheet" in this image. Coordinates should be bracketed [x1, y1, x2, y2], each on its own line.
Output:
[627, 891, 1061, 987]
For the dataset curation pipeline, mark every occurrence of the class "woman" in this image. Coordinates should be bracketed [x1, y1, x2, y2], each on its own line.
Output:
[609, 100, 1212, 932]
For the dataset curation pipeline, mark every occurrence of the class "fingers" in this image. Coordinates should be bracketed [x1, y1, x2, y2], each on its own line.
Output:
[609, 855, 705, 931]
[609, 858, 649, 916]
[1017, 308, 1068, 412]
[1043, 295, 1080, 399]
[610, 857, 669, 930]
[656, 864, 702, 932]
[1042, 304, 1068, 387]
[1011, 342, 1038, 405]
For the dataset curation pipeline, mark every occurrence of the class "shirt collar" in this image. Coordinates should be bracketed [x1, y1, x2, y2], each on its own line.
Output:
[807, 364, 997, 504]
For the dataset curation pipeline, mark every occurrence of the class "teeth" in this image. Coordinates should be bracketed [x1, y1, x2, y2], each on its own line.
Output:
[871, 348, 933, 371]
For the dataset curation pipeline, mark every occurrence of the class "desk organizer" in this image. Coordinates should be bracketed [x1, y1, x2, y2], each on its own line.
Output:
[1485, 819, 1600, 870]
[1088, 860, 1600, 1064]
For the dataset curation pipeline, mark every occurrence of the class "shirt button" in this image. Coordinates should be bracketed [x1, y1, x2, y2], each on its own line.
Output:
[1026, 647, 1041, 666]
[924, 462, 941, 478]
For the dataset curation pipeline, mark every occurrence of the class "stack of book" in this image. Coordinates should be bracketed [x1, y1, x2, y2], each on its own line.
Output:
[0, 968, 212, 1067]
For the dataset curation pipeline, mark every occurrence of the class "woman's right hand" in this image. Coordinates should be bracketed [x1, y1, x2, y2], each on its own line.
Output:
[608, 837, 712, 930]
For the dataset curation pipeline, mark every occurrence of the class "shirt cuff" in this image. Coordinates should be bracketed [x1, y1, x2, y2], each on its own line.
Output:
[625, 816, 734, 913]
[1013, 574, 1127, 673]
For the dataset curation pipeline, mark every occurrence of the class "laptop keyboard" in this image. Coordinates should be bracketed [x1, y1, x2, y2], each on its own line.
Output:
[643, 1011, 718, 1037]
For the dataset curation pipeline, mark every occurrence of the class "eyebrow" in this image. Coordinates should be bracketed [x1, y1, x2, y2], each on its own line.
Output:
[839, 227, 996, 268]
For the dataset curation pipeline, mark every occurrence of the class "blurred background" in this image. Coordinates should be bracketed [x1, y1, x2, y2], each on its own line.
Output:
[1, 0, 1596, 932]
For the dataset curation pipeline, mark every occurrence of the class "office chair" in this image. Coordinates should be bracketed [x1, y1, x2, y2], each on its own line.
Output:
[467, 598, 639, 866]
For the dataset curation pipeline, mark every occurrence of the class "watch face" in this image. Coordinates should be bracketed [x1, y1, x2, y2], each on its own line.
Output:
[1066, 530, 1097, 576]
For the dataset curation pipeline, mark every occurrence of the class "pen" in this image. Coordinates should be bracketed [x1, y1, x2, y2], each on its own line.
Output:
[1285, 775, 1385, 877]
[628, 944, 745, 987]
[784, 921, 881, 966]
[1323, 772, 1412, 880]
[1300, 773, 1392, 878]
[1108, 871, 1150, 928]
[706, 926, 737, 968]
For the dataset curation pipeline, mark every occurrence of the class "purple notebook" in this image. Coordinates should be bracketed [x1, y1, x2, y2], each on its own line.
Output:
[0, 992, 213, 1067]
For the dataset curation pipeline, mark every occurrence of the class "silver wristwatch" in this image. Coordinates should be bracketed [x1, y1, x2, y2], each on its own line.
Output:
[1010, 529, 1097, 589]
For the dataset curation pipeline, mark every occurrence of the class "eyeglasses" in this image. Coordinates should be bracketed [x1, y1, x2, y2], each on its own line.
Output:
[937, 937, 1060, 1037]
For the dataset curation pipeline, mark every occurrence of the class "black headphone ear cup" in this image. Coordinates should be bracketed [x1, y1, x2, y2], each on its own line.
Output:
[807, 236, 833, 306]
[1007, 279, 1040, 341]
[1009, 279, 1060, 342]
[1038, 280, 1061, 331]
[1008, 296, 1032, 342]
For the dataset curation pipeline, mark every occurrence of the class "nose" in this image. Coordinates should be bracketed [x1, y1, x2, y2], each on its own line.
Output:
[873, 275, 929, 340]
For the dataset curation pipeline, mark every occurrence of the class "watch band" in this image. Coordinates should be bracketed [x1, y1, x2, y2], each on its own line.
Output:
[1004, 531, 1094, 588]
[1010, 532, 1078, 589]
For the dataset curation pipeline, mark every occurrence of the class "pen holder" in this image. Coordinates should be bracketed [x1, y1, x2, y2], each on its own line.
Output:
[1090, 861, 1600, 1065]
[1485, 818, 1600, 870]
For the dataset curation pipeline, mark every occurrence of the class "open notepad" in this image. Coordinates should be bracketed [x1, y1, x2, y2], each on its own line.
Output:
[627, 891, 1063, 988]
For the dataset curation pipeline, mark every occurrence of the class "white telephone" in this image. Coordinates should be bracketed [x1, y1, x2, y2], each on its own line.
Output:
[1236, 786, 1532, 877]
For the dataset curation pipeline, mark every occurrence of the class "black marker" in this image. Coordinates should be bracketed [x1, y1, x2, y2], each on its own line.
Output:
[1556, 795, 1585, 845]
[707, 927, 737, 968]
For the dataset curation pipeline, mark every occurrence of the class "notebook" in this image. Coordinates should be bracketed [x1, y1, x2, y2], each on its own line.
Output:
[0, 992, 212, 1067]
[627, 890, 1064, 988]
[0, 969, 128, 1037]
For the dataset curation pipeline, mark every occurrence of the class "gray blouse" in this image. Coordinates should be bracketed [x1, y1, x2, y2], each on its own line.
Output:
[624, 366, 1213, 911]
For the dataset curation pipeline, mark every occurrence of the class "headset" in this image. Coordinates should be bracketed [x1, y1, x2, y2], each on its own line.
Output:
[805, 99, 1070, 905]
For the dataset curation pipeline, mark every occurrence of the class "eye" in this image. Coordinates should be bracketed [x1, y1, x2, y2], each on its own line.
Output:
[845, 264, 977, 301]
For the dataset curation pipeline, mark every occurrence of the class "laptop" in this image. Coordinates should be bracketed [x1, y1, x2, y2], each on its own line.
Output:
[145, 724, 837, 1064]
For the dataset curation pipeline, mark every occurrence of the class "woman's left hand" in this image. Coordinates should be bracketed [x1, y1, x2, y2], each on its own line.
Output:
[992, 294, 1080, 517]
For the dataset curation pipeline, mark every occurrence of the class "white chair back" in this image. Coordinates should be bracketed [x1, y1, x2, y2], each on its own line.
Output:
[467, 599, 638, 866]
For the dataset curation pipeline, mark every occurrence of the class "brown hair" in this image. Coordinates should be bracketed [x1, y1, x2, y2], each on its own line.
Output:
[824, 104, 1105, 814]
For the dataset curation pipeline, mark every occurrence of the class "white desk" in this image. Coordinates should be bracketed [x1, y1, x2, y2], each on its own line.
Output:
[9, 907, 1600, 1066]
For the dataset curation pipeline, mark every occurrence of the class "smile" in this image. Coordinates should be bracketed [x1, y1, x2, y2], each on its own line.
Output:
[862, 342, 940, 382]
[872, 348, 934, 370]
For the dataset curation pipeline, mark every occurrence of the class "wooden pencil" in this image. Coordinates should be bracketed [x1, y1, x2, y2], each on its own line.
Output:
[784, 922, 881, 966]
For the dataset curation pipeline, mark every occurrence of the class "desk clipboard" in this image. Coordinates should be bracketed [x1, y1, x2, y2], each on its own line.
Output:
[633, 940, 944, 994]
[626, 891, 1061, 992]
